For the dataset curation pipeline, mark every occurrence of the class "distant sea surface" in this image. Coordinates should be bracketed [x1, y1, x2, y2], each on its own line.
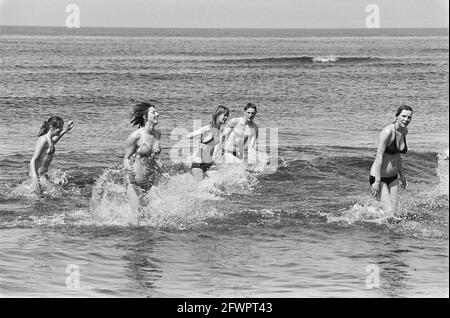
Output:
[0, 26, 448, 297]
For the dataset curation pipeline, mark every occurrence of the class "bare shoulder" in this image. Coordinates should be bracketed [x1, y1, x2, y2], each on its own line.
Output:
[377, 125, 393, 145]
[36, 135, 46, 144]
[380, 124, 393, 137]
[32, 136, 48, 157]
[227, 117, 240, 127]
[36, 135, 49, 148]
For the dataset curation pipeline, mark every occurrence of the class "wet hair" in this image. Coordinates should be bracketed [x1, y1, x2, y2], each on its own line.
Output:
[38, 116, 64, 136]
[395, 105, 413, 117]
[130, 102, 156, 127]
[210, 105, 230, 128]
[244, 102, 257, 113]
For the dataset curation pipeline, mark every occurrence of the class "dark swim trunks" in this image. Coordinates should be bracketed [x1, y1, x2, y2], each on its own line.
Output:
[191, 162, 213, 173]
[369, 175, 398, 186]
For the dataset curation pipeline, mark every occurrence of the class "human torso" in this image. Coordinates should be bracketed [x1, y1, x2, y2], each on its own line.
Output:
[370, 125, 407, 177]
[133, 129, 161, 180]
[194, 126, 220, 163]
[224, 118, 256, 154]
[30, 136, 55, 177]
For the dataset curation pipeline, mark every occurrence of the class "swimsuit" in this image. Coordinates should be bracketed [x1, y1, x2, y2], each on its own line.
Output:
[201, 134, 215, 146]
[369, 124, 406, 186]
[191, 162, 214, 173]
[130, 129, 160, 191]
[136, 129, 160, 157]
[385, 124, 407, 155]
[191, 129, 218, 173]
[369, 175, 398, 186]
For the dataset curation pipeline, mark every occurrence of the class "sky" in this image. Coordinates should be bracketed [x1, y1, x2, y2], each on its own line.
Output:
[0, 0, 448, 28]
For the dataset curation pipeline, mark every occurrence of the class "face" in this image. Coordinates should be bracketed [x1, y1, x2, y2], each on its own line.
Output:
[218, 113, 228, 125]
[245, 108, 257, 122]
[146, 107, 159, 124]
[397, 110, 413, 128]
[51, 126, 63, 137]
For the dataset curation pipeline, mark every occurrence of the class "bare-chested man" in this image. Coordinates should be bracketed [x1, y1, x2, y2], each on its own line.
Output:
[221, 103, 258, 164]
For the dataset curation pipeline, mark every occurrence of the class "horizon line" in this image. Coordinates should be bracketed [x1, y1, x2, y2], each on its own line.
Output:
[1, 24, 449, 30]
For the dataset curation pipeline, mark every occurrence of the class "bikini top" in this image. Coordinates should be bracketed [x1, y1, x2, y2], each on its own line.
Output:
[201, 135, 215, 146]
[385, 124, 407, 155]
[200, 128, 219, 147]
[136, 129, 160, 158]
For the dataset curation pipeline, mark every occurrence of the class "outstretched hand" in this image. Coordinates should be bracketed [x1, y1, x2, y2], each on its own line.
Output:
[66, 121, 75, 132]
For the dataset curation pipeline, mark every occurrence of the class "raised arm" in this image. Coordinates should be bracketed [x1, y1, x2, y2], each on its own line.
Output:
[185, 125, 210, 139]
[52, 121, 74, 144]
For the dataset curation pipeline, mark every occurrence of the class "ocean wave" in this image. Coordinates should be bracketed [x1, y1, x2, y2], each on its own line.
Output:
[275, 146, 443, 181]
[214, 56, 380, 64]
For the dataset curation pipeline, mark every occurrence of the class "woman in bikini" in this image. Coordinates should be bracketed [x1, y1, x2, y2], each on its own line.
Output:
[124, 102, 162, 201]
[185, 105, 229, 180]
[30, 116, 75, 196]
[369, 105, 413, 216]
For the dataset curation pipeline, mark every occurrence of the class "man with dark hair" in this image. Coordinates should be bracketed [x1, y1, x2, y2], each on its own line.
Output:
[221, 103, 259, 164]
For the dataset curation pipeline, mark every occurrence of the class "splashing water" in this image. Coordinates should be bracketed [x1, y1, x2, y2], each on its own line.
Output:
[89, 161, 266, 230]
[325, 197, 394, 225]
[8, 169, 74, 199]
[89, 168, 137, 226]
[326, 149, 449, 238]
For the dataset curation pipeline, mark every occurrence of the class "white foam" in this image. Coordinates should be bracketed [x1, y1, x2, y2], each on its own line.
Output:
[325, 198, 393, 225]
[88, 163, 264, 229]
[313, 56, 338, 63]
[9, 168, 71, 199]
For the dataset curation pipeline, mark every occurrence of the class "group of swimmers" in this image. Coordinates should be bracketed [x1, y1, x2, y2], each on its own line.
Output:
[30, 102, 416, 217]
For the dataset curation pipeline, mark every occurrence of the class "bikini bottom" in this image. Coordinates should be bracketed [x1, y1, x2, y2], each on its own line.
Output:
[369, 175, 398, 186]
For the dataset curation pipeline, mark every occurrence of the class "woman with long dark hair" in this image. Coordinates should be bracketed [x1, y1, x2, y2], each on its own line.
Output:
[123, 102, 162, 201]
[369, 105, 413, 216]
[185, 105, 229, 180]
[29, 116, 74, 195]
